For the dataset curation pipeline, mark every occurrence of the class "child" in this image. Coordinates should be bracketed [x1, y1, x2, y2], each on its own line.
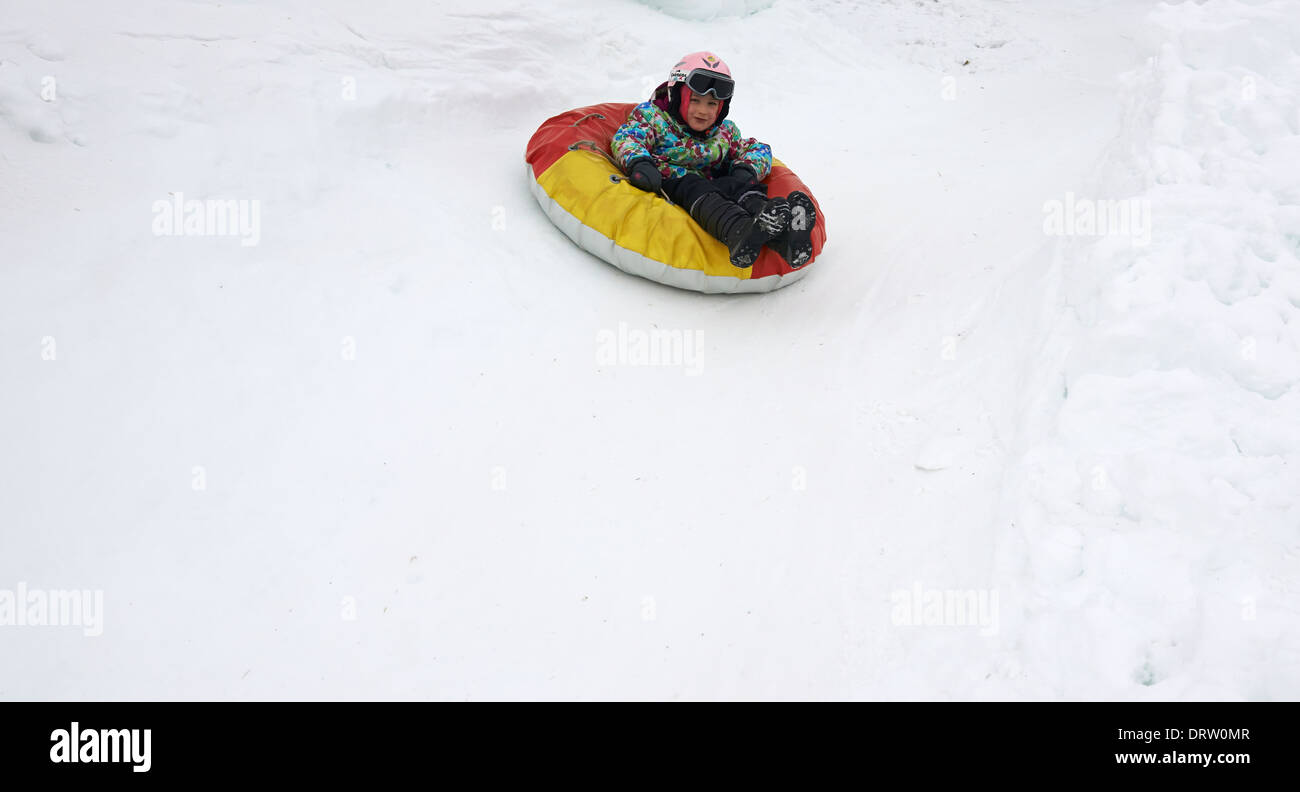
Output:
[611, 51, 818, 269]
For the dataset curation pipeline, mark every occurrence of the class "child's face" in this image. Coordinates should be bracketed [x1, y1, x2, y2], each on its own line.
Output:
[685, 92, 722, 131]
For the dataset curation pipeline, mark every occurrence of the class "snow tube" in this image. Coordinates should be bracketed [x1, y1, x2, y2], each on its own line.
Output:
[525, 103, 826, 294]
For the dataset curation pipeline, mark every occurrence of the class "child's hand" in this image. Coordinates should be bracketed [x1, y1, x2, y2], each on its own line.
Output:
[627, 160, 663, 193]
[730, 164, 758, 185]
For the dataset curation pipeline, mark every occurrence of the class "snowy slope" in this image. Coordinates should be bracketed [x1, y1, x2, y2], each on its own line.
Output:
[1, 0, 1296, 700]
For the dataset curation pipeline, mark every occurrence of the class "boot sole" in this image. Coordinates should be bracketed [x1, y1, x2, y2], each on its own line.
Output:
[782, 192, 817, 269]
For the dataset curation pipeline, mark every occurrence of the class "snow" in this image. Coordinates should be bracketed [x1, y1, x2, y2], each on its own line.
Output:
[1, 0, 1297, 700]
[637, 0, 778, 22]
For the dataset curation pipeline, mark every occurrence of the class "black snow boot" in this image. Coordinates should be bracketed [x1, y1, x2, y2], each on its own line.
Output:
[737, 190, 774, 217]
[690, 191, 791, 269]
[765, 191, 817, 269]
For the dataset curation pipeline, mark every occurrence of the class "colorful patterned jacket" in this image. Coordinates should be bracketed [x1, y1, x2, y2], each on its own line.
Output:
[610, 94, 772, 182]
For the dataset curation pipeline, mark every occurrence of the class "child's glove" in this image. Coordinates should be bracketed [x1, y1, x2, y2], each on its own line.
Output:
[730, 164, 759, 185]
[627, 160, 663, 193]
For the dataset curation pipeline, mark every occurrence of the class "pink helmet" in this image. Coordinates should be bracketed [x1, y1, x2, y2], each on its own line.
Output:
[668, 51, 734, 100]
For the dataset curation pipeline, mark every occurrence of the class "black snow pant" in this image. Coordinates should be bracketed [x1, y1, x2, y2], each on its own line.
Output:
[661, 172, 768, 212]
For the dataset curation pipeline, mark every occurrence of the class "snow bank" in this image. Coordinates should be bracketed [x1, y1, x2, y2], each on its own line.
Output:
[997, 0, 1300, 699]
[636, 0, 776, 22]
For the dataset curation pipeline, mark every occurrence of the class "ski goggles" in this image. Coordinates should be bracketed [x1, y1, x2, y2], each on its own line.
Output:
[676, 68, 735, 100]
